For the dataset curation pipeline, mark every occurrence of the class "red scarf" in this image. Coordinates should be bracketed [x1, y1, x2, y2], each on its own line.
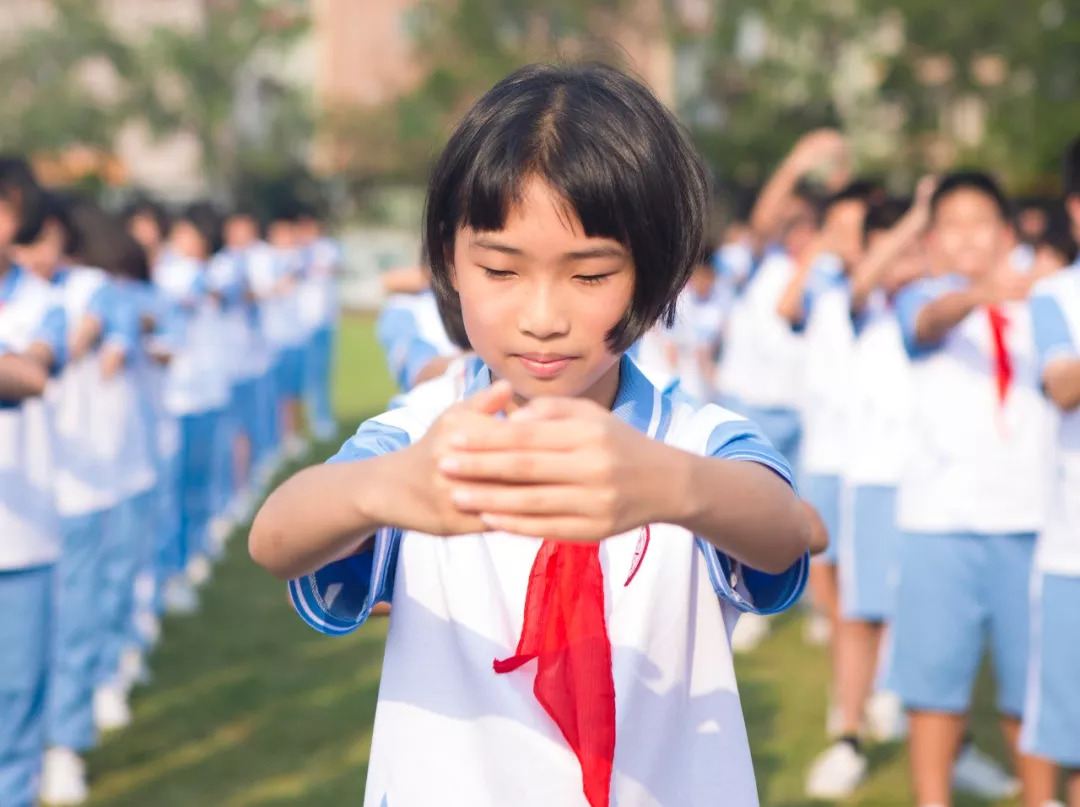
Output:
[986, 305, 1013, 406]
[494, 541, 616, 807]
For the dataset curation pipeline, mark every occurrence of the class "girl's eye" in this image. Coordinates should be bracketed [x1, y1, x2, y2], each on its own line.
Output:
[576, 273, 611, 286]
[482, 267, 515, 280]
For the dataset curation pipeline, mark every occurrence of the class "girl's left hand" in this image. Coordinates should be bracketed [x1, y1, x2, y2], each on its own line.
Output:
[438, 397, 676, 542]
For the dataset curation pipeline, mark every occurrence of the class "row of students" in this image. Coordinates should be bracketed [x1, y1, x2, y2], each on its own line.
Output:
[640, 127, 1080, 807]
[0, 160, 342, 807]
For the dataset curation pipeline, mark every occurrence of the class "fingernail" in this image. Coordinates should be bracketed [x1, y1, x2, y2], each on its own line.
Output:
[480, 513, 501, 527]
[450, 433, 467, 448]
[509, 408, 535, 422]
[438, 456, 460, 472]
[452, 489, 471, 505]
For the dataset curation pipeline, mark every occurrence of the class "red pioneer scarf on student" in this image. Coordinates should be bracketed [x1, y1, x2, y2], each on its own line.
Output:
[986, 305, 1013, 405]
[494, 540, 616, 807]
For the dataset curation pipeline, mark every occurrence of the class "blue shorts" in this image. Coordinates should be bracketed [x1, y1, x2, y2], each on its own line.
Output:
[1021, 572, 1080, 767]
[802, 473, 841, 565]
[276, 347, 305, 400]
[839, 485, 900, 621]
[231, 378, 260, 439]
[890, 531, 1035, 716]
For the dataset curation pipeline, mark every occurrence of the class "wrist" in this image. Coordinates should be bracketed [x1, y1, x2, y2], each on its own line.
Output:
[641, 440, 696, 526]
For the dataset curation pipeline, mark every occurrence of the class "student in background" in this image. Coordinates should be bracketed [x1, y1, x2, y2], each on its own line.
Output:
[893, 172, 1055, 807]
[0, 156, 65, 807]
[1020, 136, 1080, 807]
[296, 209, 342, 442]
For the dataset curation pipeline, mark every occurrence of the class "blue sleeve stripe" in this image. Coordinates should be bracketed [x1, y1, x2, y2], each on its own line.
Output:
[402, 337, 441, 389]
[287, 577, 359, 635]
[1030, 294, 1078, 369]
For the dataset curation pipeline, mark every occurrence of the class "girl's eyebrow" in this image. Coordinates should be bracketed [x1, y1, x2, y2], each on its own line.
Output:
[471, 236, 626, 261]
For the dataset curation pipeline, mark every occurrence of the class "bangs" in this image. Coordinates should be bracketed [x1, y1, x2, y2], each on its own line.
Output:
[425, 62, 710, 352]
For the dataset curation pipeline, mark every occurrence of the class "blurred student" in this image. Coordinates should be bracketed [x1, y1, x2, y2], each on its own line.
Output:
[893, 172, 1055, 807]
[0, 157, 65, 807]
[1021, 136, 1080, 807]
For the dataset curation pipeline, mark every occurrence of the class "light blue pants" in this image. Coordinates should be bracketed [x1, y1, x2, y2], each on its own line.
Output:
[253, 368, 281, 469]
[49, 512, 106, 751]
[211, 406, 234, 517]
[176, 411, 218, 566]
[153, 449, 181, 609]
[98, 491, 156, 685]
[305, 325, 337, 441]
[0, 564, 54, 807]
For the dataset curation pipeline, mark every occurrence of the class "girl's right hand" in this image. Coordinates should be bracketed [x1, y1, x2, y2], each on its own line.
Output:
[374, 380, 514, 537]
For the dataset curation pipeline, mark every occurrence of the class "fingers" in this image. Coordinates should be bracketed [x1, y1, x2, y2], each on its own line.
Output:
[461, 379, 514, 415]
[509, 396, 601, 422]
[451, 483, 604, 517]
[448, 418, 597, 451]
[439, 450, 586, 484]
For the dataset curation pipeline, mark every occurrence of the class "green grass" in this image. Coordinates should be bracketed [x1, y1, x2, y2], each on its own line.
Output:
[86, 315, 1021, 807]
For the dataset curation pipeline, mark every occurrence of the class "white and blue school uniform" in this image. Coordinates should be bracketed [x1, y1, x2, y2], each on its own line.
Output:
[93, 280, 158, 685]
[231, 243, 280, 472]
[792, 253, 854, 566]
[288, 356, 808, 807]
[839, 288, 911, 622]
[890, 274, 1055, 716]
[1021, 265, 1080, 767]
[717, 248, 805, 470]
[299, 237, 341, 440]
[0, 266, 64, 807]
[268, 246, 308, 403]
[375, 290, 458, 392]
[665, 284, 727, 402]
[48, 266, 136, 751]
[154, 254, 230, 573]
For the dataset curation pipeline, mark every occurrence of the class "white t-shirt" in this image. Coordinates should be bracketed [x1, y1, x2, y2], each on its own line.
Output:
[298, 237, 342, 330]
[895, 275, 1055, 533]
[153, 254, 231, 414]
[666, 286, 726, 402]
[798, 253, 855, 477]
[1030, 266, 1080, 575]
[843, 289, 913, 487]
[0, 266, 63, 569]
[719, 250, 805, 410]
[288, 357, 809, 807]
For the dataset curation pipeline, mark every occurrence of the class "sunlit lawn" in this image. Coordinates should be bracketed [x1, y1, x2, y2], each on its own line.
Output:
[86, 314, 1020, 807]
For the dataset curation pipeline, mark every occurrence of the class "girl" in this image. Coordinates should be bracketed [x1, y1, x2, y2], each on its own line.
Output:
[0, 157, 65, 807]
[251, 63, 810, 807]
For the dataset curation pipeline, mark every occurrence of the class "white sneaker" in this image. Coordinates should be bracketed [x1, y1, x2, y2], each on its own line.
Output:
[40, 747, 88, 805]
[207, 517, 232, 559]
[803, 612, 832, 646]
[730, 613, 771, 653]
[134, 610, 161, 648]
[805, 741, 868, 799]
[186, 554, 213, 587]
[118, 646, 150, 690]
[163, 575, 199, 615]
[133, 570, 156, 609]
[285, 435, 309, 461]
[865, 690, 907, 742]
[952, 744, 1020, 800]
[94, 684, 132, 732]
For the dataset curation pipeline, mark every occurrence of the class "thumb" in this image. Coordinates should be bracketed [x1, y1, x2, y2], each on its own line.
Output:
[462, 379, 514, 415]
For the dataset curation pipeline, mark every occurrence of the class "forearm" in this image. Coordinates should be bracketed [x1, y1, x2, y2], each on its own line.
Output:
[1044, 359, 1080, 411]
[652, 444, 811, 574]
[250, 452, 402, 579]
[850, 209, 928, 310]
[750, 160, 803, 244]
[0, 354, 48, 399]
[914, 289, 985, 348]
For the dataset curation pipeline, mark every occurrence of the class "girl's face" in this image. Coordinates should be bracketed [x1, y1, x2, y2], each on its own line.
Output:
[170, 220, 208, 260]
[452, 177, 635, 409]
[129, 213, 162, 253]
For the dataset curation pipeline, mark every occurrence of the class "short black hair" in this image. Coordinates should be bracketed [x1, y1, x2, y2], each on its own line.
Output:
[862, 197, 907, 245]
[178, 201, 224, 255]
[423, 62, 710, 351]
[1038, 202, 1079, 265]
[930, 170, 1011, 222]
[827, 179, 882, 209]
[1065, 135, 1080, 198]
[124, 196, 171, 239]
[0, 156, 46, 246]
